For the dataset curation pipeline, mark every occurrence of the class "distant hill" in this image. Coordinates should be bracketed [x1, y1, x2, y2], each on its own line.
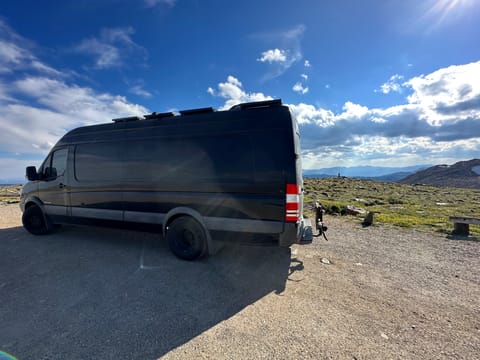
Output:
[366, 171, 414, 182]
[0, 179, 24, 186]
[304, 164, 431, 181]
[398, 159, 480, 189]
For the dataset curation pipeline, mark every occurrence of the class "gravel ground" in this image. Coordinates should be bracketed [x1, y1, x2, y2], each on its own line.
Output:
[1, 204, 479, 359]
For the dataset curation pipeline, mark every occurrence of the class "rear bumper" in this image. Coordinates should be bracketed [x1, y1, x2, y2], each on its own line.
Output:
[279, 218, 313, 247]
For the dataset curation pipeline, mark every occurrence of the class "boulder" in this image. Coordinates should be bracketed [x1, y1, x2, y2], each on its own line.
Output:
[346, 205, 367, 216]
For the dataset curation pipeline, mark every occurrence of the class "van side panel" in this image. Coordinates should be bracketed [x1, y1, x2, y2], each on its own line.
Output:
[120, 122, 289, 233]
[50, 102, 301, 244]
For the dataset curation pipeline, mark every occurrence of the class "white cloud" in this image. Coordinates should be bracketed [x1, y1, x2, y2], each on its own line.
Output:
[304, 60, 311, 68]
[405, 61, 480, 125]
[377, 74, 404, 94]
[13, 77, 146, 117]
[301, 74, 308, 80]
[288, 103, 335, 126]
[257, 49, 287, 63]
[73, 27, 147, 69]
[0, 20, 66, 77]
[208, 75, 272, 110]
[1, 77, 148, 155]
[254, 25, 305, 80]
[129, 84, 152, 98]
[292, 82, 309, 94]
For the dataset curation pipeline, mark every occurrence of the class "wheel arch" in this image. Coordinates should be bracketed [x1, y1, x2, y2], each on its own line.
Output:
[23, 196, 45, 211]
[21, 197, 54, 234]
[163, 207, 213, 253]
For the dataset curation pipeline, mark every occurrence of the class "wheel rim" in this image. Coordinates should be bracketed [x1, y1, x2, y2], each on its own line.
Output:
[29, 213, 43, 228]
[176, 229, 196, 251]
[167, 218, 206, 260]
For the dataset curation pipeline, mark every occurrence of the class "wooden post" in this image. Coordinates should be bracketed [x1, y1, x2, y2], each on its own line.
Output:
[363, 211, 374, 226]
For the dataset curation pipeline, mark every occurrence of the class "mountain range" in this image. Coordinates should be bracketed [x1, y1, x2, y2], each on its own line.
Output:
[303, 164, 431, 181]
[398, 159, 480, 189]
[304, 159, 480, 189]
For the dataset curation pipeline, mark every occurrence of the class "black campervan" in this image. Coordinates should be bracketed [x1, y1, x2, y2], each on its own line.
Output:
[20, 100, 312, 260]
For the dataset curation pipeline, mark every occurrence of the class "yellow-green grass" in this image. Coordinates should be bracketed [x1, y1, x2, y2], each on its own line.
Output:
[0, 185, 22, 204]
[304, 177, 480, 237]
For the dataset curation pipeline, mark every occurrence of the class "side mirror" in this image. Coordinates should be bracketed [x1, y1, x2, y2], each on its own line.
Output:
[26, 166, 38, 181]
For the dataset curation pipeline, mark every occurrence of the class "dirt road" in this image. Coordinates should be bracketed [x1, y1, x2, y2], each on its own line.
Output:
[1, 204, 479, 359]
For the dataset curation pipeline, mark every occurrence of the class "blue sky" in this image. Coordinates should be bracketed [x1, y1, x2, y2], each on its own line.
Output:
[1, 0, 480, 180]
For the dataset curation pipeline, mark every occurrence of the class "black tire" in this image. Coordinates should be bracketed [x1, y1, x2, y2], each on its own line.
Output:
[166, 216, 208, 260]
[22, 205, 52, 235]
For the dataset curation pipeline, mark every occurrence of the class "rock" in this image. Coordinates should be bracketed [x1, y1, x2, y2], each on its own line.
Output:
[321, 258, 331, 264]
[346, 205, 367, 216]
[380, 332, 389, 340]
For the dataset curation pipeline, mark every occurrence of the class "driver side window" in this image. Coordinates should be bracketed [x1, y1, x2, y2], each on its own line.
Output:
[41, 148, 68, 180]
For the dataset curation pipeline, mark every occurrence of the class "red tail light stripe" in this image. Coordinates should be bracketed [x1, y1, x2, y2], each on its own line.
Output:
[285, 183, 300, 222]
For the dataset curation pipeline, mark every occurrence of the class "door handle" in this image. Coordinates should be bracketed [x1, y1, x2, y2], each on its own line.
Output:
[59, 183, 66, 189]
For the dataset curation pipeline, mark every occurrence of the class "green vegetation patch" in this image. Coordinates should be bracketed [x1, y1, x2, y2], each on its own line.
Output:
[0, 185, 22, 204]
[304, 177, 480, 236]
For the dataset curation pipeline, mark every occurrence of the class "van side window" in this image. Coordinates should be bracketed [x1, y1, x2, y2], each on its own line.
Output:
[124, 134, 254, 182]
[75, 142, 123, 182]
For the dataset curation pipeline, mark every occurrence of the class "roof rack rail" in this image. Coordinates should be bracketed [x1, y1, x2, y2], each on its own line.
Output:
[144, 112, 175, 120]
[180, 107, 215, 116]
[229, 99, 282, 111]
[112, 116, 142, 123]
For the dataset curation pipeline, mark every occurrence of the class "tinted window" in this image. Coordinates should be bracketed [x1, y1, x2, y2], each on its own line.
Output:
[38, 154, 51, 179]
[124, 134, 253, 182]
[39, 148, 68, 180]
[75, 142, 122, 181]
[51, 148, 68, 177]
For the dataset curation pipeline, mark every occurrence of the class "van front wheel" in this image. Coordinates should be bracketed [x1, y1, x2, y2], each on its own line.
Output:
[166, 217, 208, 260]
[22, 205, 52, 235]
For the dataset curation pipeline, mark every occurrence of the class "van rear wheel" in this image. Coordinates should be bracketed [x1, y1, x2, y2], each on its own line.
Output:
[22, 205, 52, 235]
[166, 216, 208, 260]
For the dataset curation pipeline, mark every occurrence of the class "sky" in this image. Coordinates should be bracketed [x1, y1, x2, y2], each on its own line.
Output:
[1, 0, 480, 181]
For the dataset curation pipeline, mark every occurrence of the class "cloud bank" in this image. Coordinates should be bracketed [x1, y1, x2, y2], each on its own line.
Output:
[0, 20, 148, 179]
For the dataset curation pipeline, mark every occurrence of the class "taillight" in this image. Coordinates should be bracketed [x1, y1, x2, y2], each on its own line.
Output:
[285, 183, 300, 222]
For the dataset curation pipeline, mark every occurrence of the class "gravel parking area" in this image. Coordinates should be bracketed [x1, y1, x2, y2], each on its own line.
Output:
[1, 204, 479, 359]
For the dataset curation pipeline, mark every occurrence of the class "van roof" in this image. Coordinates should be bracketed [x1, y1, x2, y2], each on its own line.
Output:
[112, 99, 283, 123]
[56, 99, 291, 146]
